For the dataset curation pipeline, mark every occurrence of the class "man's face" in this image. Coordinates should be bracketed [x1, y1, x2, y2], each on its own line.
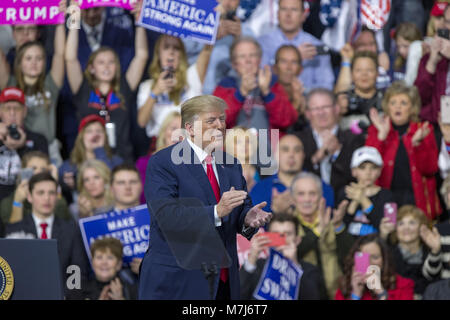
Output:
[269, 221, 299, 245]
[354, 31, 377, 53]
[111, 171, 142, 209]
[82, 7, 105, 27]
[13, 24, 39, 48]
[277, 135, 304, 175]
[232, 41, 261, 77]
[0, 101, 26, 127]
[27, 181, 57, 217]
[305, 93, 339, 131]
[274, 48, 302, 85]
[292, 178, 321, 218]
[278, 0, 304, 34]
[189, 111, 226, 152]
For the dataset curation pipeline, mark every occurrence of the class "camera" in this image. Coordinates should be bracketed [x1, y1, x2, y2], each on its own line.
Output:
[346, 90, 383, 116]
[437, 28, 450, 40]
[8, 124, 21, 140]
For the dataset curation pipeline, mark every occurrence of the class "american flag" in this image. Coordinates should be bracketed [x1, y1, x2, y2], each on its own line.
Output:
[360, 0, 391, 30]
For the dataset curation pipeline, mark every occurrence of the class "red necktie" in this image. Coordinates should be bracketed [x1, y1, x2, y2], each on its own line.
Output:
[40, 223, 48, 239]
[205, 155, 228, 283]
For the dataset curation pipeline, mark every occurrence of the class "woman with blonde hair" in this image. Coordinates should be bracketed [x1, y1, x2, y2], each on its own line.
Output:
[135, 111, 182, 203]
[75, 159, 114, 219]
[379, 205, 441, 298]
[65, 0, 148, 160]
[367, 81, 441, 220]
[136, 34, 213, 148]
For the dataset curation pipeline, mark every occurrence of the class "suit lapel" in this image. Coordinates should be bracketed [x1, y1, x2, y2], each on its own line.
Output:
[182, 140, 219, 206]
[51, 217, 60, 240]
[24, 215, 38, 238]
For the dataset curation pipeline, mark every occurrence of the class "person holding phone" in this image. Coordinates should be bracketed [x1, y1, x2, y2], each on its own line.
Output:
[0, 151, 71, 226]
[240, 213, 327, 300]
[414, 3, 450, 125]
[378, 205, 441, 299]
[0, 87, 48, 202]
[335, 234, 414, 300]
[367, 81, 442, 221]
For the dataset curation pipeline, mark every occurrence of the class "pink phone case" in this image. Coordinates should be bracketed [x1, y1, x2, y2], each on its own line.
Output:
[384, 202, 397, 225]
[354, 252, 370, 274]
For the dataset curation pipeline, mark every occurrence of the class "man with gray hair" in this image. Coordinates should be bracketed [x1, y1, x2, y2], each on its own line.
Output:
[213, 36, 298, 132]
[139, 95, 272, 300]
[290, 171, 353, 299]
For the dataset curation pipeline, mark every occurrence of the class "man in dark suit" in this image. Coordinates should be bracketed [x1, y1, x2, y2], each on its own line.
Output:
[295, 88, 365, 195]
[139, 95, 272, 300]
[5, 172, 89, 297]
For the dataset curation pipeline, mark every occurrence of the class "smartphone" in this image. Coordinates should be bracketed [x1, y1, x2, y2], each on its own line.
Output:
[315, 45, 330, 55]
[384, 202, 398, 225]
[163, 66, 174, 79]
[441, 96, 450, 124]
[354, 252, 370, 274]
[257, 232, 286, 247]
[225, 10, 236, 20]
[20, 168, 34, 181]
[437, 28, 450, 40]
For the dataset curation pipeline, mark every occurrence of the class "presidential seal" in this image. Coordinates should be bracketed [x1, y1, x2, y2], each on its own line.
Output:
[0, 256, 14, 300]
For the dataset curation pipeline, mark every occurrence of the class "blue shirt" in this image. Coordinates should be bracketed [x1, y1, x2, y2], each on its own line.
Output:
[257, 28, 335, 92]
[249, 173, 335, 213]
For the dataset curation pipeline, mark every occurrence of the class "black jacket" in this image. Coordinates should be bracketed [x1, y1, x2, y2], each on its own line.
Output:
[295, 127, 365, 194]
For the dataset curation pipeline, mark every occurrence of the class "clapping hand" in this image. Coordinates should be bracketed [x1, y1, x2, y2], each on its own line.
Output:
[244, 201, 272, 229]
[420, 225, 441, 254]
[369, 108, 390, 141]
[411, 122, 430, 147]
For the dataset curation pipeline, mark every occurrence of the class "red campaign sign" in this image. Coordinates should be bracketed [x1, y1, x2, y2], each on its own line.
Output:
[360, 0, 391, 30]
[0, 0, 65, 25]
[237, 229, 269, 268]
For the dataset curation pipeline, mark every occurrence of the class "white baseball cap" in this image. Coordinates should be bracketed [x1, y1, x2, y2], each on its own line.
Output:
[351, 146, 383, 168]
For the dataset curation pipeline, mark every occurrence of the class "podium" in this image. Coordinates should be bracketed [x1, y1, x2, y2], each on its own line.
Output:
[0, 239, 64, 300]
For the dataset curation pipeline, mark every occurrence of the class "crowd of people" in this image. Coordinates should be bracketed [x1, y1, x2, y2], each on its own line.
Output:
[1, 0, 450, 300]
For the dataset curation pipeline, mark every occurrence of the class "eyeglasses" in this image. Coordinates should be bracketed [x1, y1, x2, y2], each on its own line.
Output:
[233, 52, 260, 61]
[307, 105, 334, 113]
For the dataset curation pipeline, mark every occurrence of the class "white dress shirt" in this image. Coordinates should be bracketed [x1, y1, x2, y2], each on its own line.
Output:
[186, 138, 222, 226]
[31, 214, 55, 239]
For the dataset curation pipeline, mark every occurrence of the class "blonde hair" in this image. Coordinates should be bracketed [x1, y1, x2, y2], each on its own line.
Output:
[14, 41, 50, 111]
[181, 95, 227, 128]
[70, 121, 113, 169]
[77, 159, 113, 206]
[224, 126, 258, 164]
[84, 47, 125, 109]
[149, 35, 188, 106]
[381, 81, 421, 122]
[394, 22, 423, 71]
[155, 111, 181, 152]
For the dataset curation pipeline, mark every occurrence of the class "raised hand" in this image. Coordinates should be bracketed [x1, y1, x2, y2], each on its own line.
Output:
[332, 199, 349, 228]
[420, 225, 441, 254]
[244, 201, 272, 229]
[379, 217, 395, 240]
[340, 43, 354, 63]
[411, 122, 431, 147]
[248, 231, 270, 265]
[217, 187, 248, 218]
[271, 188, 296, 215]
[298, 43, 317, 60]
[258, 65, 272, 96]
[317, 197, 332, 235]
[369, 108, 390, 141]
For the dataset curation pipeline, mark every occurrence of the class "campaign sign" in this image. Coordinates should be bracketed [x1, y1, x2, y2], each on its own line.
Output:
[253, 248, 303, 300]
[0, 0, 65, 25]
[79, 204, 150, 266]
[79, 0, 137, 11]
[137, 0, 220, 44]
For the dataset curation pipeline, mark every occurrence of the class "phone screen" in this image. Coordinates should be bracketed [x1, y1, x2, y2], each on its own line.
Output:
[315, 45, 330, 55]
[384, 202, 397, 225]
[354, 252, 370, 274]
[441, 96, 450, 124]
[257, 232, 286, 247]
[437, 28, 450, 40]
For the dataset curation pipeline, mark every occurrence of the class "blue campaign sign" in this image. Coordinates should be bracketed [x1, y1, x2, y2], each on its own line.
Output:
[253, 248, 303, 300]
[79, 204, 151, 266]
[137, 0, 220, 44]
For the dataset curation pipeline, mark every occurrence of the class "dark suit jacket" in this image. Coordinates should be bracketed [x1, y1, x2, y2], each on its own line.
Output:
[240, 258, 327, 300]
[139, 140, 257, 300]
[296, 127, 365, 194]
[5, 214, 89, 294]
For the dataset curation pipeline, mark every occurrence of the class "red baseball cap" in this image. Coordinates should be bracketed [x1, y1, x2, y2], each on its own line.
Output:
[431, 2, 448, 17]
[0, 87, 25, 105]
[78, 114, 106, 133]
